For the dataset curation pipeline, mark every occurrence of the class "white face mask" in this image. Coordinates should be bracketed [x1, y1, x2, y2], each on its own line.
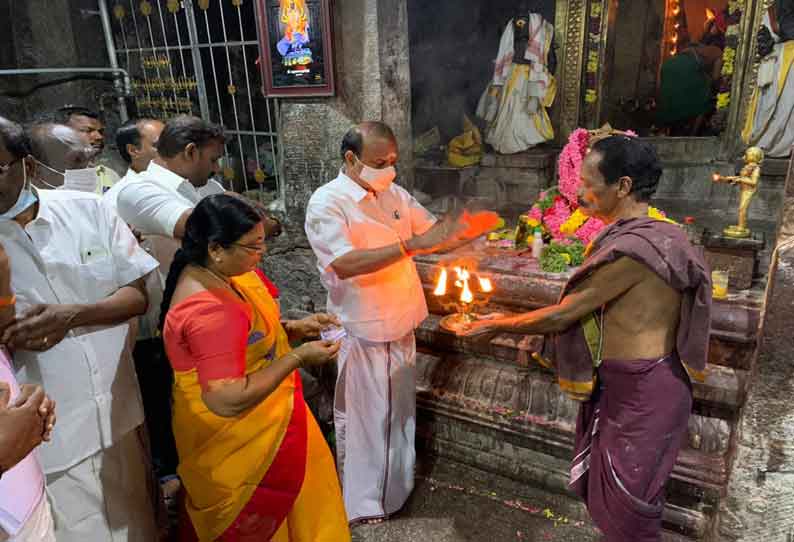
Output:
[0, 163, 38, 220]
[35, 160, 98, 192]
[356, 156, 396, 192]
[62, 167, 99, 192]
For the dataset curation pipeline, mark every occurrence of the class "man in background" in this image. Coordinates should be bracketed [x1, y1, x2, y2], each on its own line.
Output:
[26, 121, 96, 191]
[54, 106, 122, 193]
[104, 118, 165, 209]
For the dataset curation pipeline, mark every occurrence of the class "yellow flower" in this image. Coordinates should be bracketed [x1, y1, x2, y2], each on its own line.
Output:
[526, 218, 540, 228]
[560, 209, 589, 235]
[591, 3, 602, 16]
[587, 60, 599, 73]
[588, 51, 599, 64]
[716, 92, 731, 109]
[585, 89, 598, 103]
[723, 48, 736, 62]
[721, 61, 734, 77]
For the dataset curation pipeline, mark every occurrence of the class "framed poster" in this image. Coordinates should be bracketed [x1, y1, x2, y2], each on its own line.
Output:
[257, 0, 336, 97]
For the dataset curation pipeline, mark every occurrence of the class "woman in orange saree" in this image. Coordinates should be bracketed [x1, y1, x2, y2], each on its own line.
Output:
[160, 194, 350, 542]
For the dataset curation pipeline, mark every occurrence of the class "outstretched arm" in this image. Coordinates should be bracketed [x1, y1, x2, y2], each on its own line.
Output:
[464, 257, 647, 336]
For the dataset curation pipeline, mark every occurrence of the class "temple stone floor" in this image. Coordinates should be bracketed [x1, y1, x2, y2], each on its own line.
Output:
[351, 457, 601, 542]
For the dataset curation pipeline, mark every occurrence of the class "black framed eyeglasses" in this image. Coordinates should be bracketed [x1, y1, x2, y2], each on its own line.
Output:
[0, 158, 21, 176]
[231, 241, 267, 252]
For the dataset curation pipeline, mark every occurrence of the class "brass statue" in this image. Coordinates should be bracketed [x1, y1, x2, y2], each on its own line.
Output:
[712, 146, 763, 239]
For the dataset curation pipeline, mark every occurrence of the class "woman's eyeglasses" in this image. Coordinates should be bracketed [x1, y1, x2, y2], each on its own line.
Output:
[231, 241, 266, 252]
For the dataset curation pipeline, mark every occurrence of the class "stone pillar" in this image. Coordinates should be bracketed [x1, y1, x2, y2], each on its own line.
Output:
[717, 236, 794, 541]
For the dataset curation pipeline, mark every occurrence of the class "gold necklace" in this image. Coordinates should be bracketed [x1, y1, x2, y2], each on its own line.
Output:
[194, 264, 231, 286]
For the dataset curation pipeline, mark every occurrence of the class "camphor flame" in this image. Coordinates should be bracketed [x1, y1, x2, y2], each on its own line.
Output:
[434, 263, 491, 306]
[454, 267, 474, 304]
[434, 268, 448, 296]
[478, 277, 493, 293]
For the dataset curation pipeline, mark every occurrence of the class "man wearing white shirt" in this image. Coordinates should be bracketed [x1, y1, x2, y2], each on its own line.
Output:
[116, 115, 225, 348]
[103, 118, 164, 210]
[0, 116, 160, 541]
[104, 117, 183, 505]
[305, 122, 483, 524]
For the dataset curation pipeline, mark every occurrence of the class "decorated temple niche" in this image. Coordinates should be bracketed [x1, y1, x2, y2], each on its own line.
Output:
[598, 0, 734, 136]
[408, 0, 558, 157]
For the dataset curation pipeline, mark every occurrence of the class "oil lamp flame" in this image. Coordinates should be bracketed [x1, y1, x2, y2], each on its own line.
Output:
[433, 268, 447, 296]
[478, 277, 493, 293]
[705, 8, 716, 21]
[460, 279, 474, 304]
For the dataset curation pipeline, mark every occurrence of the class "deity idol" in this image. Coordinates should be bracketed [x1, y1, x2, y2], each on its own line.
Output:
[278, 0, 311, 61]
[476, 13, 557, 154]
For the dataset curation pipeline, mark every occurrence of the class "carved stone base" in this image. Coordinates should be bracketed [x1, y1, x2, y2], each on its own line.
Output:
[702, 230, 764, 290]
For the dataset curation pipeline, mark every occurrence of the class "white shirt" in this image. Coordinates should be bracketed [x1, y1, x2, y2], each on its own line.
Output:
[115, 162, 224, 335]
[0, 189, 159, 474]
[102, 167, 141, 211]
[305, 171, 436, 342]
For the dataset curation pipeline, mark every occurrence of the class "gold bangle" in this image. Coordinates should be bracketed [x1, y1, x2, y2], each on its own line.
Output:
[0, 295, 15, 308]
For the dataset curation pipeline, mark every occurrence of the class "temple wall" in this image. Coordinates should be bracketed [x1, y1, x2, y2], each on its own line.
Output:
[0, 1, 118, 122]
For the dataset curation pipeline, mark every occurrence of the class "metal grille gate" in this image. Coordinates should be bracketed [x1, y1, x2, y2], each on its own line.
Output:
[107, 0, 283, 206]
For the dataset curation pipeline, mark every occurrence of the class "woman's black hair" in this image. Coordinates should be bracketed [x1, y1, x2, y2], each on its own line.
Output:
[159, 193, 262, 331]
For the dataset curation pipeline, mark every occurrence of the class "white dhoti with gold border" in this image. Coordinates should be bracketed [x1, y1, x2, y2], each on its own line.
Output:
[334, 332, 417, 524]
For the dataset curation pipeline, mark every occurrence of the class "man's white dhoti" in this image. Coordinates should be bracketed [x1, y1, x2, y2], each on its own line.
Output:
[45, 428, 158, 542]
[335, 333, 417, 523]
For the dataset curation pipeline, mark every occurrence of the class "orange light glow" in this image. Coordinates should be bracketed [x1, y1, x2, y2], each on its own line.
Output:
[672, 35, 678, 43]
[461, 279, 474, 304]
[706, 8, 716, 21]
[454, 266, 474, 304]
[434, 268, 448, 296]
[673, 7, 680, 15]
[478, 277, 493, 293]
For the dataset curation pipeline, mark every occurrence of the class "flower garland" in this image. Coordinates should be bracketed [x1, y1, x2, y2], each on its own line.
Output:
[584, 1, 604, 105]
[527, 128, 673, 249]
[712, 2, 744, 130]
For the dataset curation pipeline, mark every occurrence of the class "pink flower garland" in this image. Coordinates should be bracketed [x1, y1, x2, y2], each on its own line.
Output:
[557, 129, 589, 204]
[530, 127, 641, 245]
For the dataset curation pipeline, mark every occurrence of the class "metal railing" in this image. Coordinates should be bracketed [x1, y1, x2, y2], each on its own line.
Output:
[104, 0, 282, 204]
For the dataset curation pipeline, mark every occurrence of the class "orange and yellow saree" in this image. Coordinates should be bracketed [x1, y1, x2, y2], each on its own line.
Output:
[164, 271, 349, 542]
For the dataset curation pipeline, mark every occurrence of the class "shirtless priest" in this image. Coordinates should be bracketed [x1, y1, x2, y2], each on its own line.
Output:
[465, 135, 711, 542]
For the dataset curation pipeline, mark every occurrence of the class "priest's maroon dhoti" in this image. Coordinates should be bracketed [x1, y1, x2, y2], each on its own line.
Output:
[570, 354, 692, 541]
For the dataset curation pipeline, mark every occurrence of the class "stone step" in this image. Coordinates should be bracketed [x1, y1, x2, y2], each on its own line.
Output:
[415, 350, 727, 539]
